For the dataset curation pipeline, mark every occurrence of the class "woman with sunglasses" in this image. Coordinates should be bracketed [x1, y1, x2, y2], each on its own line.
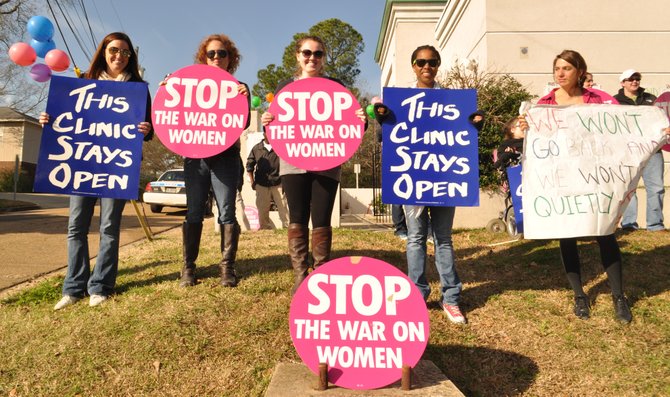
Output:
[399, 45, 483, 324]
[261, 36, 366, 294]
[39, 32, 154, 310]
[178, 34, 250, 289]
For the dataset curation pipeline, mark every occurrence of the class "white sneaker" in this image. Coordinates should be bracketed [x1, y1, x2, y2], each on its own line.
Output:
[54, 295, 81, 310]
[89, 294, 108, 307]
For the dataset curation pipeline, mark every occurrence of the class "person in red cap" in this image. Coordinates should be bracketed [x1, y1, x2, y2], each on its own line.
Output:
[613, 69, 665, 232]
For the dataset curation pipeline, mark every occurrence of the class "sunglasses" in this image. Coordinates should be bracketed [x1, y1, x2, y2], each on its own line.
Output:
[300, 49, 324, 59]
[107, 47, 132, 58]
[206, 49, 228, 60]
[413, 58, 439, 68]
[624, 77, 641, 82]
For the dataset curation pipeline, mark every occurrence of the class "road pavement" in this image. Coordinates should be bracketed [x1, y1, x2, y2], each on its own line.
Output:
[0, 193, 185, 291]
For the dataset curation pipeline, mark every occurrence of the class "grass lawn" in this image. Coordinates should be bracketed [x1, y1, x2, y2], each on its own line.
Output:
[0, 226, 668, 396]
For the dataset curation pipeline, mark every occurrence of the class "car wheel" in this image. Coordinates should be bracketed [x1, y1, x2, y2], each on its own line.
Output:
[150, 204, 163, 214]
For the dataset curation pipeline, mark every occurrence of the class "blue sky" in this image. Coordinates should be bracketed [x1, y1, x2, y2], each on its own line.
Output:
[40, 0, 386, 97]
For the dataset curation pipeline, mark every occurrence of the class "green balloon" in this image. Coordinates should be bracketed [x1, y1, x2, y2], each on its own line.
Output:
[251, 96, 261, 108]
[366, 104, 375, 119]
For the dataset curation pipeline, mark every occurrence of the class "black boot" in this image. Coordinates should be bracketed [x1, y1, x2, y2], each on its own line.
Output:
[612, 295, 632, 324]
[180, 222, 202, 287]
[311, 226, 332, 269]
[573, 295, 590, 319]
[288, 224, 309, 294]
[220, 223, 240, 287]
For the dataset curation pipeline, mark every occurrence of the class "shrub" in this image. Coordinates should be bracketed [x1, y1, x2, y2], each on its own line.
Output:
[441, 60, 535, 191]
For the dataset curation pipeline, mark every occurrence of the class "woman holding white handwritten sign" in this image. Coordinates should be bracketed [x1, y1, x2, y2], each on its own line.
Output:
[40, 32, 154, 310]
[534, 50, 630, 323]
[261, 36, 366, 294]
[178, 34, 251, 289]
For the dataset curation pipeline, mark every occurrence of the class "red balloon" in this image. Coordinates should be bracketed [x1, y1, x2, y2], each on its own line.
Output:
[45, 49, 70, 72]
[8, 42, 36, 66]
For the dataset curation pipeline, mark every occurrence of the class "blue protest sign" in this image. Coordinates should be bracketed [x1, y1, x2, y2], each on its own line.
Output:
[506, 165, 524, 233]
[381, 87, 479, 206]
[34, 76, 148, 200]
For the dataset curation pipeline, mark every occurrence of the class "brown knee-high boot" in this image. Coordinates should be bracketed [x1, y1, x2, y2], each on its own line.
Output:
[181, 221, 203, 287]
[311, 226, 332, 269]
[288, 223, 309, 294]
[220, 223, 240, 287]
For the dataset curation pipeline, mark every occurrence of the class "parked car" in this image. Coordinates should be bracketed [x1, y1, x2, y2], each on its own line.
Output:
[143, 169, 187, 213]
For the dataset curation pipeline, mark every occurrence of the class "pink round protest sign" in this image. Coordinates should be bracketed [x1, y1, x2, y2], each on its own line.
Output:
[289, 256, 429, 390]
[152, 64, 249, 158]
[266, 77, 364, 171]
[654, 92, 670, 151]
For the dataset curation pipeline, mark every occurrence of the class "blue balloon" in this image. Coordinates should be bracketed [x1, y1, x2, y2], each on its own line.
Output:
[27, 16, 55, 42]
[30, 38, 56, 58]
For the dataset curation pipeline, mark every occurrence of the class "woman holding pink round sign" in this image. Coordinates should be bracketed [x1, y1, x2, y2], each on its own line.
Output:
[179, 34, 251, 289]
[261, 36, 367, 294]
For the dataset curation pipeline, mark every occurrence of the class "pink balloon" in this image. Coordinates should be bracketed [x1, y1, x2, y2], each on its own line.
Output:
[30, 63, 51, 82]
[371, 96, 382, 104]
[8, 42, 37, 66]
[45, 49, 69, 72]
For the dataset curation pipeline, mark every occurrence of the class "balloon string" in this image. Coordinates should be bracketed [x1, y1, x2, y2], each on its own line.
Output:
[46, 0, 79, 74]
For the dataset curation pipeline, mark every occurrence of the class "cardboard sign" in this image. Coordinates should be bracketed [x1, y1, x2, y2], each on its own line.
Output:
[381, 87, 479, 206]
[34, 76, 147, 200]
[290, 256, 429, 390]
[653, 92, 670, 151]
[152, 64, 249, 158]
[507, 165, 524, 233]
[521, 104, 668, 239]
[265, 77, 364, 171]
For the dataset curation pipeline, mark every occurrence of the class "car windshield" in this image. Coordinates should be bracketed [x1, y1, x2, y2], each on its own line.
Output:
[159, 171, 184, 181]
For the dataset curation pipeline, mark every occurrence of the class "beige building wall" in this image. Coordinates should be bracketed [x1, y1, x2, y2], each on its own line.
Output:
[375, 0, 670, 229]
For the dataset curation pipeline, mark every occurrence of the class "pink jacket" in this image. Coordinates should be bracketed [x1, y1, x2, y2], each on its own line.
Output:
[537, 88, 617, 105]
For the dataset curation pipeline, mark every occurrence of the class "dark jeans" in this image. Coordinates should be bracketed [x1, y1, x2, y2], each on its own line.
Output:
[281, 173, 339, 227]
[184, 156, 239, 225]
[392, 204, 407, 235]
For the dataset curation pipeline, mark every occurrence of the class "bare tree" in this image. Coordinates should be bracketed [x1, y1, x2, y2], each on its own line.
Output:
[0, 0, 49, 116]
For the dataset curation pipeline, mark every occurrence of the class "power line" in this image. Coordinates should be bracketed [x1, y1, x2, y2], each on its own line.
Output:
[109, 1, 125, 32]
[46, 0, 79, 72]
[51, 0, 93, 61]
[78, 0, 97, 48]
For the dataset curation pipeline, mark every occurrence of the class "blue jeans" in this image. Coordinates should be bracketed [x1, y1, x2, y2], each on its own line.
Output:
[622, 151, 665, 231]
[405, 205, 461, 306]
[185, 156, 239, 225]
[62, 196, 126, 297]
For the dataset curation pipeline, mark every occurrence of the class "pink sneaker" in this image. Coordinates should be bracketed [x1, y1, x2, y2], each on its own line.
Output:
[442, 303, 467, 324]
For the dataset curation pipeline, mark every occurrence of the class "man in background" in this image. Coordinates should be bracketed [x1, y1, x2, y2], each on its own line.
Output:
[614, 69, 665, 231]
[246, 134, 289, 229]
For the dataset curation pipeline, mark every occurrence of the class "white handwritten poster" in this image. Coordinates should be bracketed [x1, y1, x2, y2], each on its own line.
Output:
[522, 104, 668, 239]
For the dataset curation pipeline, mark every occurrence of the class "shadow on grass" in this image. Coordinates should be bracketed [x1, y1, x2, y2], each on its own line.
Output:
[109, 229, 669, 314]
[426, 344, 539, 396]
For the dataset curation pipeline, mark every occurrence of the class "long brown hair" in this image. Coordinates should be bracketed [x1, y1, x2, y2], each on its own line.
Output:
[194, 34, 241, 73]
[85, 32, 143, 82]
[553, 49, 588, 88]
[293, 35, 327, 77]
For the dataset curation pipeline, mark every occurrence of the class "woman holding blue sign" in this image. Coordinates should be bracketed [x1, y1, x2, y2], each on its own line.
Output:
[40, 32, 154, 310]
[261, 36, 366, 294]
[178, 34, 251, 289]
[401, 45, 484, 325]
